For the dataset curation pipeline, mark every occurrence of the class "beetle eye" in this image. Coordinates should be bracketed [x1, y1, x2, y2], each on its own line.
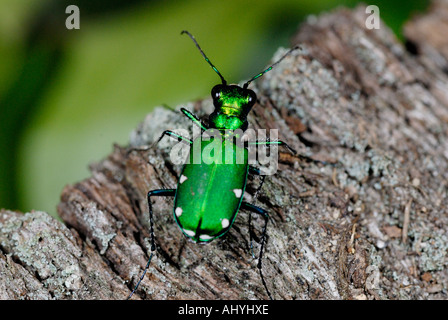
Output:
[247, 90, 256, 104]
[211, 84, 223, 100]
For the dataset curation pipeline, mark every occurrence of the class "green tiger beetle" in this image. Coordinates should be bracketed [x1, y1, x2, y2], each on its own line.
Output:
[127, 31, 299, 300]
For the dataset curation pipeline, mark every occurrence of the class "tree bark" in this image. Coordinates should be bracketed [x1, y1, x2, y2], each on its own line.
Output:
[1, 3, 447, 299]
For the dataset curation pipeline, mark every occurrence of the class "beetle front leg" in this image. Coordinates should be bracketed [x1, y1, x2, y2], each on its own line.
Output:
[126, 130, 193, 155]
[180, 107, 208, 131]
[127, 188, 176, 300]
[156, 130, 193, 146]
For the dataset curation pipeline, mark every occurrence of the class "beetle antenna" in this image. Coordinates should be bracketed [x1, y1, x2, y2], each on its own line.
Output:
[243, 45, 301, 89]
[181, 30, 227, 85]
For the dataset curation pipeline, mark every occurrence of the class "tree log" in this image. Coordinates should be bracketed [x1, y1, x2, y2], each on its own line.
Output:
[1, 4, 447, 299]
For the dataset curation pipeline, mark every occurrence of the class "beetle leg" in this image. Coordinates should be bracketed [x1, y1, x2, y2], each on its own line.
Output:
[241, 202, 273, 300]
[247, 166, 266, 260]
[249, 140, 333, 166]
[127, 189, 176, 300]
[249, 165, 266, 199]
[247, 208, 255, 259]
[156, 130, 193, 146]
[248, 139, 296, 154]
[180, 107, 208, 131]
[126, 130, 192, 156]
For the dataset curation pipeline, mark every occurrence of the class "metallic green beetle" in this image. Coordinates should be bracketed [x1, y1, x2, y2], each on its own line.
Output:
[128, 31, 298, 300]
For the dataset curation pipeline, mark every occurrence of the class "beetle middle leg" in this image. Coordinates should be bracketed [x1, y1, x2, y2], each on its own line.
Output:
[249, 139, 334, 166]
[127, 188, 176, 299]
[249, 165, 266, 199]
[248, 139, 296, 154]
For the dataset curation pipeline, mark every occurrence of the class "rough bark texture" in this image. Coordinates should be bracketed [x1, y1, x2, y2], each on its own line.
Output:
[1, 3, 448, 299]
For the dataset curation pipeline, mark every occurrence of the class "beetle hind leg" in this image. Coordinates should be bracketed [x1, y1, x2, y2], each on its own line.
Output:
[247, 165, 268, 259]
[241, 201, 273, 300]
[127, 188, 176, 300]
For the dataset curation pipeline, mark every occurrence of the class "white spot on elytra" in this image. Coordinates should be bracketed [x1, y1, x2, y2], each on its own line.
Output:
[221, 218, 229, 228]
[175, 207, 183, 217]
[179, 175, 188, 184]
[183, 229, 195, 237]
[199, 234, 213, 240]
[233, 189, 242, 198]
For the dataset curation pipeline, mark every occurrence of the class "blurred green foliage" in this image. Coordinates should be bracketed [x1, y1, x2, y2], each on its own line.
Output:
[0, 0, 429, 218]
